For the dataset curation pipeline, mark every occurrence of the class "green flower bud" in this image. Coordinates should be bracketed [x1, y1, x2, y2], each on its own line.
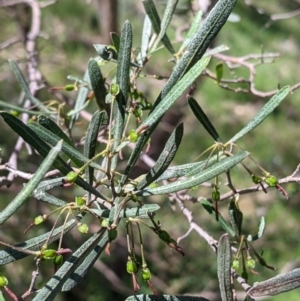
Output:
[64, 84, 75, 91]
[109, 83, 120, 96]
[101, 218, 109, 228]
[10, 110, 19, 117]
[252, 174, 261, 184]
[212, 190, 220, 202]
[247, 258, 256, 269]
[129, 130, 139, 142]
[134, 109, 143, 118]
[232, 259, 239, 270]
[126, 260, 138, 274]
[42, 249, 57, 260]
[34, 215, 45, 225]
[75, 196, 85, 206]
[77, 223, 89, 234]
[53, 255, 63, 267]
[131, 91, 139, 101]
[108, 229, 118, 242]
[264, 175, 278, 187]
[0, 275, 8, 288]
[141, 268, 151, 281]
[65, 171, 78, 183]
[131, 195, 139, 202]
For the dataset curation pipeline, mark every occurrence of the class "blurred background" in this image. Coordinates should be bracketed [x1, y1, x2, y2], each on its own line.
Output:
[0, 0, 300, 300]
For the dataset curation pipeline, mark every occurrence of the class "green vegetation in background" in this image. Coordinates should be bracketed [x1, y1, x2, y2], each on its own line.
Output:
[0, 1, 299, 301]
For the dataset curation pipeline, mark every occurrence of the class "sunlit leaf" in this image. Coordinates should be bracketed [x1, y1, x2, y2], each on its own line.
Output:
[218, 234, 234, 301]
[136, 151, 249, 195]
[228, 86, 290, 143]
[32, 229, 106, 301]
[0, 140, 63, 224]
[248, 268, 300, 297]
[0, 220, 76, 265]
[137, 56, 210, 131]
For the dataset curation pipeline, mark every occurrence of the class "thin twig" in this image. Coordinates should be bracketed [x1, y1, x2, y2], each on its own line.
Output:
[176, 196, 218, 252]
[2, 0, 43, 184]
[0, 36, 23, 49]
[20, 258, 41, 300]
[206, 52, 300, 97]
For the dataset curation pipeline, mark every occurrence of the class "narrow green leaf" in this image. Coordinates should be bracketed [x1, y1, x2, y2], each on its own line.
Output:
[176, 0, 237, 75]
[0, 291, 6, 301]
[8, 60, 53, 116]
[247, 268, 300, 297]
[257, 216, 266, 239]
[0, 140, 63, 224]
[136, 123, 183, 190]
[137, 15, 152, 65]
[0, 112, 67, 171]
[84, 110, 107, 186]
[113, 140, 131, 153]
[136, 151, 249, 196]
[0, 101, 52, 116]
[151, 0, 177, 54]
[32, 229, 106, 301]
[142, 0, 161, 34]
[201, 199, 235, 237]
[0, 219, 76, 265]
[0, 112, 106, 200]
[120, 204, 160, 218]
[156, 153, 227, 181]
[228, 86, 290, 143]
[137, 56, 211, 131]
[91, 204, 161, 219]
[228, 198, 243, 237]
[67, 100, 90, 117]
[218, 234, 234, 301]
[117, 20, 132, 108]
[158, 0, 237, 103]
[67, 75, 89, 85]
[38, 115, 74, 147]
[125, 295, 210, 301]
[27, 122, 102, 170]
[32, 190, 67, 207]
[179, 11, 202, 53]
[69, 69, 90, 129]
[36, 177, 65, 191]
[157, 162, 206, 182]
[110, 32, 120, 52]
[188, 96, 220, 142]
[62, 231, 109, 291]
[108, 199, 119, 223]
[112, 20, 132, 169]
[88, 59, 108, 112]
[216, 62, 223, 83]
[247, 216, 265, 242]
[205, 45, 229, 57]
[142, 0, 174, 54]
